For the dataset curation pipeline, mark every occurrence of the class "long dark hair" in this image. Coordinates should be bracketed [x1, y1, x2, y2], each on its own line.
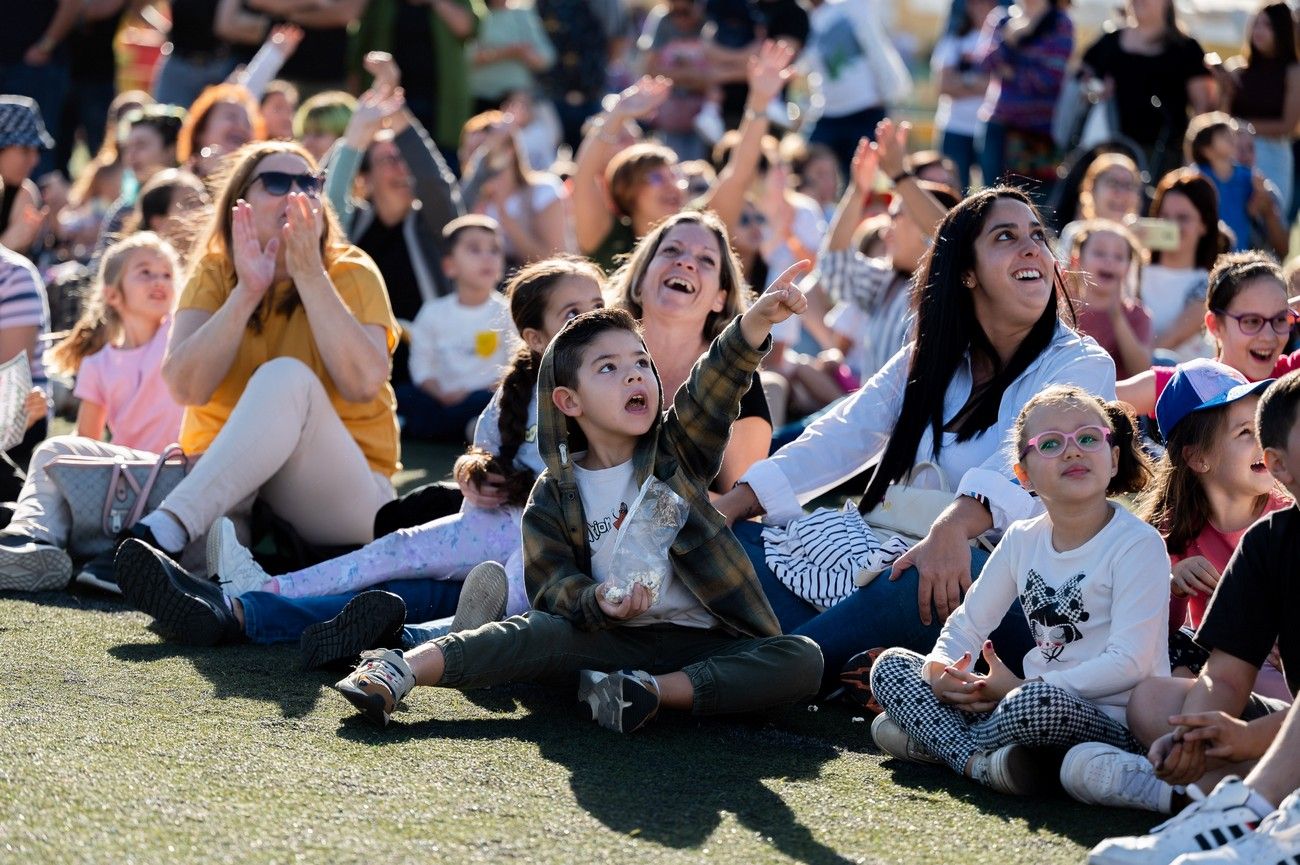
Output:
[1247, 3, 1299, 65]
[1150, 169, 1220, 270]
[860, 187, 1072, 511]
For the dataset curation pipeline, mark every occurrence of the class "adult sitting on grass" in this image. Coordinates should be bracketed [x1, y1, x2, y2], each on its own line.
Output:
[712, 187, 1117, 691]
[326, 268, 822, 730]
[103, 140, 399, 594]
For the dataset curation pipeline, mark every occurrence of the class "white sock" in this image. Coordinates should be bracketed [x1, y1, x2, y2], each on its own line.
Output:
[139, 510, 187, 553]
[1246, 789, 1276, 819]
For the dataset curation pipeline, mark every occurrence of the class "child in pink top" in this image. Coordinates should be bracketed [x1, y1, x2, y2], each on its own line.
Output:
[1138, 358, 1291, 701]
[46, 233, 184, 453]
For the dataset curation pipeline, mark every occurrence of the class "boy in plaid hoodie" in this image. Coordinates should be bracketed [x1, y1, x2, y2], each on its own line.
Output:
[336, 264, 823, 730]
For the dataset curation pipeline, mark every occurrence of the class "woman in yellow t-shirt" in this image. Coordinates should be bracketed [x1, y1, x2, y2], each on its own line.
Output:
[136, 140, 401, 561]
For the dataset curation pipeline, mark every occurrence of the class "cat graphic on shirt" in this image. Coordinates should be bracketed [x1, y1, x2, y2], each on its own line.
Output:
[1022, 569, 1091, 662]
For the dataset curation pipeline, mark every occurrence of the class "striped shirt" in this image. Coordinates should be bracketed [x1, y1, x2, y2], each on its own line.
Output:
[0, 245, 49, 389]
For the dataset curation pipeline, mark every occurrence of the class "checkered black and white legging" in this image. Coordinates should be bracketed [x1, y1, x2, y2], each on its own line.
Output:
[869, 647, 1144, 774]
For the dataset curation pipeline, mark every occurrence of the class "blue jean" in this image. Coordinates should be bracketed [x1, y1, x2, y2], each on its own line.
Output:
[395, 384, 493, 443]
[152, 53, 238, 110]
[977, 119, 1007, 189]
[810, 105, 886, 180]
[940, 128, 978, 194]
[59, 78, 115, 172]
[733, 520, 1033, 689]
[239, 577, 463, 644]
[0, 61, 70, 178]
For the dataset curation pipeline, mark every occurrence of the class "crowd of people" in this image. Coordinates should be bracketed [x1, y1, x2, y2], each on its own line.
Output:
[1, 0, 1300, 862]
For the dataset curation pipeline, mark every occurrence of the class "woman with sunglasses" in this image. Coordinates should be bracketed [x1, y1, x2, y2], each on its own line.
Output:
[105, 140, 401, 596]
[1119, 252, 1299, 418]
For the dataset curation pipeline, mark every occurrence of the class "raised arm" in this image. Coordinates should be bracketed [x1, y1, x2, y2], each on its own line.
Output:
[825, 138, 876, 253]
[572, 76, 671, 254]
[323, 87, 406, 223]
[702, 40, 795, 233]
[873, 118, 949, 237]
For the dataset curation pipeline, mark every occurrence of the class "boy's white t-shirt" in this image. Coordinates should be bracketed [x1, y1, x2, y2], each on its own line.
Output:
[573, 459, 717, 629]
[927, 504, 1171, 722]
[407, 292, 519, 394]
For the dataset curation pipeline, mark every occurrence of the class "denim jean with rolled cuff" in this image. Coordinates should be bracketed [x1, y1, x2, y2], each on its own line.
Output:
[238, 577, 463, 644]
[732, 520, 1034, 691]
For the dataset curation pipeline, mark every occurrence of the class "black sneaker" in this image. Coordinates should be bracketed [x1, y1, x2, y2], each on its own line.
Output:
[75, 523, 167, 595]
[299, 590, 407, 671]
[115, 539, 243, 645]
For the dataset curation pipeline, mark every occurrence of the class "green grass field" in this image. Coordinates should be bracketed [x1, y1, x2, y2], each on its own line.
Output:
[0, 439, 1154, 864]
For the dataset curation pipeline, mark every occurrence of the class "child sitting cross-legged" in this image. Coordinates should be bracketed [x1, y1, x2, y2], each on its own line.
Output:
[335, 263, 825, 730]
[867, 386, 1169, 795]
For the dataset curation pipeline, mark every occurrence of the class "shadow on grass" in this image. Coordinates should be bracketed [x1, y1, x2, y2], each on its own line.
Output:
[874, 754, 1155, 847]
[337, 685, 858, 865]
[109, 640, 330, 718]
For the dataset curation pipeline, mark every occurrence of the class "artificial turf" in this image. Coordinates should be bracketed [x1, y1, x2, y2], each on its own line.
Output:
[1, 437, 1154, 864]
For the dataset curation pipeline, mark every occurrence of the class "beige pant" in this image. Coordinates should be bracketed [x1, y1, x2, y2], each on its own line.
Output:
[162, 357, 395, 547]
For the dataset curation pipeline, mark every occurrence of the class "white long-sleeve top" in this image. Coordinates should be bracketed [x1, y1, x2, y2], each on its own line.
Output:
[741, 322, 1117, 530]
[926, 504, 1171, 722]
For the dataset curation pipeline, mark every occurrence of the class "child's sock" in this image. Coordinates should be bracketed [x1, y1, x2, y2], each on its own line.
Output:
[139, 510, 187, 554]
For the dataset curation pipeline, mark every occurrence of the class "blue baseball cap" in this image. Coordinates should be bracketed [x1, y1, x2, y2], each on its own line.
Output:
[1155, 357, 1274, 440]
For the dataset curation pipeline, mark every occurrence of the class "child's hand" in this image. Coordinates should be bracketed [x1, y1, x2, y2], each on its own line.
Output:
[457, 469, 508, 509]
[932, 651, 999, 713]
[1171, 555, 1220, 597]
[597, 582, 652, 620]
[740, 260, 811, 348]
[974, 640, 1024, 703]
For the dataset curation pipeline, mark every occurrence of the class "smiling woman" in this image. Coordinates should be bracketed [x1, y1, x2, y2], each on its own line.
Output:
[611, 211, 772, 493]
[713, 187, 1118, 690]
[92, 141, 402, 598]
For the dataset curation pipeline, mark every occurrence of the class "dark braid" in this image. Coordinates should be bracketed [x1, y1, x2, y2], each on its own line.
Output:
[459, 256, 605, 507]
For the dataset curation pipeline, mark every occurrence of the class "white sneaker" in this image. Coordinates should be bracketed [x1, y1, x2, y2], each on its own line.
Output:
[1089, 777, 1266, 865]
[1061, 742, 1173, 813]
[1173, 789, 1300, 864]
[206, 516, 269, 598]
[870, 713, 943, 766]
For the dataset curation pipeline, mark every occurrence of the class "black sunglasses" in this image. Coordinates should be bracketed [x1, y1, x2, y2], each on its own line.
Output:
[248, 170, 324, 197]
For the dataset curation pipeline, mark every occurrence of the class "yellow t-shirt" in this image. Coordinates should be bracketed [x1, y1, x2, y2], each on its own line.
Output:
[177, 245, 401, 476]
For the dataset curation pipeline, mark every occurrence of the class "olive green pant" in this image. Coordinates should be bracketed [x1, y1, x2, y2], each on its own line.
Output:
[433, 612, 823, 716]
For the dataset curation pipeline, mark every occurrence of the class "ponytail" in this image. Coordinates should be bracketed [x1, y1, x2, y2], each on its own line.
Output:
[46, 304, 117, 377]
[1103, 400, 1151, 495]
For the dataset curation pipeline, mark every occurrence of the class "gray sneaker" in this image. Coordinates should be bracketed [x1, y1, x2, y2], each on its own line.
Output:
[335, 648, 416, 726]
[870, 713, 944, 766]
[578, 669, 660, 733]
[0, 536, 71, 591]
[969, 744, 1053, 796]
[449, 560, 508, 633]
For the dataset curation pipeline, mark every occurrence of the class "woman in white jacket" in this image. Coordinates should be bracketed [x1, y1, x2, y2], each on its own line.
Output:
[714, 187, 1117, 688]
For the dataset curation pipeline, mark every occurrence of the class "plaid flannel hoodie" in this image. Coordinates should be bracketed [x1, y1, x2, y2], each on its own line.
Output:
[523, 316, 782, 638]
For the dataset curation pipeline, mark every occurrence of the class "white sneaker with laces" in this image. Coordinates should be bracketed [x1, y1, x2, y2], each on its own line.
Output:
[1061, 742, 1173, 813]
[1172, 790, 1300, 864]
[206, 516, 270, 597]
[1089, 777, 1265, 865]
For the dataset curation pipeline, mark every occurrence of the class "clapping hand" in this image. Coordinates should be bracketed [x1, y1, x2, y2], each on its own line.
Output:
[231, 199, 279, 304]
[873, 118, 911, 182]
[281, 191, 325, 285]
[850, 137, 880, 191]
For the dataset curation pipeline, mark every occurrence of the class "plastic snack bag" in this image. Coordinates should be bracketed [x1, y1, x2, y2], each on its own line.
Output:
[602, 477, 689, 605]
